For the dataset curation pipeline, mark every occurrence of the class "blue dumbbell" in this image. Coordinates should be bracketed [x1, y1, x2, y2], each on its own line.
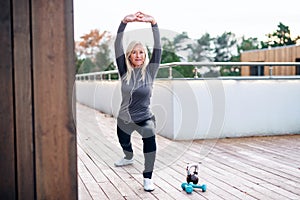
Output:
[181, 183, 193, 194]
[191, 183, 207, 192]
[181, 182, 207, 193]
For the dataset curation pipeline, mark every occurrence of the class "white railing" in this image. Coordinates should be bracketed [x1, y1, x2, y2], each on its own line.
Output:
[76, 69, 118, 81]
[76, 61, 300, 140]
[75, 62, 300, 80]
[76, 77, 300, 140]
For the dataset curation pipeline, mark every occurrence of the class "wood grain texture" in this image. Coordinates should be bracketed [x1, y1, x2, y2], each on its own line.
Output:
[13, 0, 35, 199]
[0, 0, 16, 199]
[241, 46, 300, 76]
[77, 103, 300, 200]
[31, 0, 77, 199]
[0, 0, 77, 199]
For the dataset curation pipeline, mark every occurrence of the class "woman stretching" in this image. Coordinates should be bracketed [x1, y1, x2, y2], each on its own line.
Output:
[114, 11, 161, 192]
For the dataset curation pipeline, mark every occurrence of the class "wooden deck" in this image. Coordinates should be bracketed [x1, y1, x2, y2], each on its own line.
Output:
[76, 103, 300, 200]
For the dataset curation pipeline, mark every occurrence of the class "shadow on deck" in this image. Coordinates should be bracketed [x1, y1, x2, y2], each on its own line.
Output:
[76, 103, 300, 200]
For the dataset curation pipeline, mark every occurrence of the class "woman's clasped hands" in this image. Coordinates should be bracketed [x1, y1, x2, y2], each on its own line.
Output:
[122, 11, 156, 25]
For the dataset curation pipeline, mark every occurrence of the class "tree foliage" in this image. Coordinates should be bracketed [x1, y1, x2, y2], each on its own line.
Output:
[261, 22, 300, 48]
[213, 32, 237, 62]
[75, 29, 114, 74]
[161, 37, 182, 63]
[75, 29, 111, 57]
[77, 57, 95, 74]
[156, 37, 182, 78]
[187, 33, 213, 62]
[95, 43, 114, 72]
[225, 36, 260, 76]
[75, 22, 298, 77]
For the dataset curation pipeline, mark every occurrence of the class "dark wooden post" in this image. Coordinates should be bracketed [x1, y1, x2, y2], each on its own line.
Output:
[0, 0, 16, 199]
[0, 0, 77, 199]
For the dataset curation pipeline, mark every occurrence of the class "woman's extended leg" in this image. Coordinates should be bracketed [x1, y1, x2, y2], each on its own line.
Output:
[117, 125, 134, 159]
[142, 135, 156, 178]
[137, 117, 157, 179]
[114, 119, 135, 167]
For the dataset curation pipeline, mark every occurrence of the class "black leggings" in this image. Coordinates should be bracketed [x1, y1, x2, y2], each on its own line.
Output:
[117, 116, 156, 179]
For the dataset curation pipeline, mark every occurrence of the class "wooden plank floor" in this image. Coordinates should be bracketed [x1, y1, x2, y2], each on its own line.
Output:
[76, 103, 300, 200]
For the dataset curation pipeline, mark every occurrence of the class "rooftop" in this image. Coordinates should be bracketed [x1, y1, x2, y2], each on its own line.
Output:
[77, 103, 300, 200]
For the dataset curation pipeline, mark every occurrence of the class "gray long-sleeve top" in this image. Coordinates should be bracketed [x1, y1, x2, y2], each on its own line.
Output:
[114, 21, 162, 123]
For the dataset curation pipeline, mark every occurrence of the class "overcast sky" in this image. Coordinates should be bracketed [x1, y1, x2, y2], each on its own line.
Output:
[73, 0, 299, 42]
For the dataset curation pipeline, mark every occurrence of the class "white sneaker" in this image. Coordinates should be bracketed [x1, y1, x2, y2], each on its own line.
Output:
[114, 158, 134, 167]
[144, 178, 155, 192]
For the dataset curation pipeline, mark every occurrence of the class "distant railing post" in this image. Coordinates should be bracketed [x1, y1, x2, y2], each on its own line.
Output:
[194, 66, 199, 78]
[168, 66, 173, 79]
[269, 66, 273, 77]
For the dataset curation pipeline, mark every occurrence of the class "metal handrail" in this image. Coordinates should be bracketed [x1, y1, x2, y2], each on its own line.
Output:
[75, 62, 300, 80]
[76, 70, 118, 81]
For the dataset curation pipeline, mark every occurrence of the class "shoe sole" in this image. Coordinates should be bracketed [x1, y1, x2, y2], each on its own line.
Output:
[114, 162, 134, 167]
[144, 188, 155, 192]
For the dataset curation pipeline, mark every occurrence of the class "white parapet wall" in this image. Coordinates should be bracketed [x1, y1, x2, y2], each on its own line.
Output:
[76, 79, 300, 140]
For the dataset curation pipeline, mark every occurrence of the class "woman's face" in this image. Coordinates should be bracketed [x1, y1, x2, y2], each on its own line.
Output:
[129, 44, 145, 68]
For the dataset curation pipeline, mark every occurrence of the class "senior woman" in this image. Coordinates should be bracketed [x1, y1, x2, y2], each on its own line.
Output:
[114, 11, 161, 192]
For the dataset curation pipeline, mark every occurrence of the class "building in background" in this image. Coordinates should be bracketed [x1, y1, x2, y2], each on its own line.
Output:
[241, 45, 300, 76]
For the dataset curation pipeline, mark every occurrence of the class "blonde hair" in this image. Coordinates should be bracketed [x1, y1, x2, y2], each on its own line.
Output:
[124, 41, 149, 84]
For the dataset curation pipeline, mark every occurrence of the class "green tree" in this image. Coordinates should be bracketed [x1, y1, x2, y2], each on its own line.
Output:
[239, 37, 259, 52]
[184, 33, 216, 77]
[213, 32, 238, 76]
[261, 22, 300, 48]
[214, 32, 237, 62]
[157, 37, 182, 78]
[95, 43, 114, 72]
[75, 56, 85, 74]
[160, 32, 214, 78]
[77, 57, 96, 74]
[75, 29, 113, 74]
[187, 33, 213, 62]
[227, 36, 260, 76]
[173, 32, 190, 52]
[160, 37, 182, 63]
